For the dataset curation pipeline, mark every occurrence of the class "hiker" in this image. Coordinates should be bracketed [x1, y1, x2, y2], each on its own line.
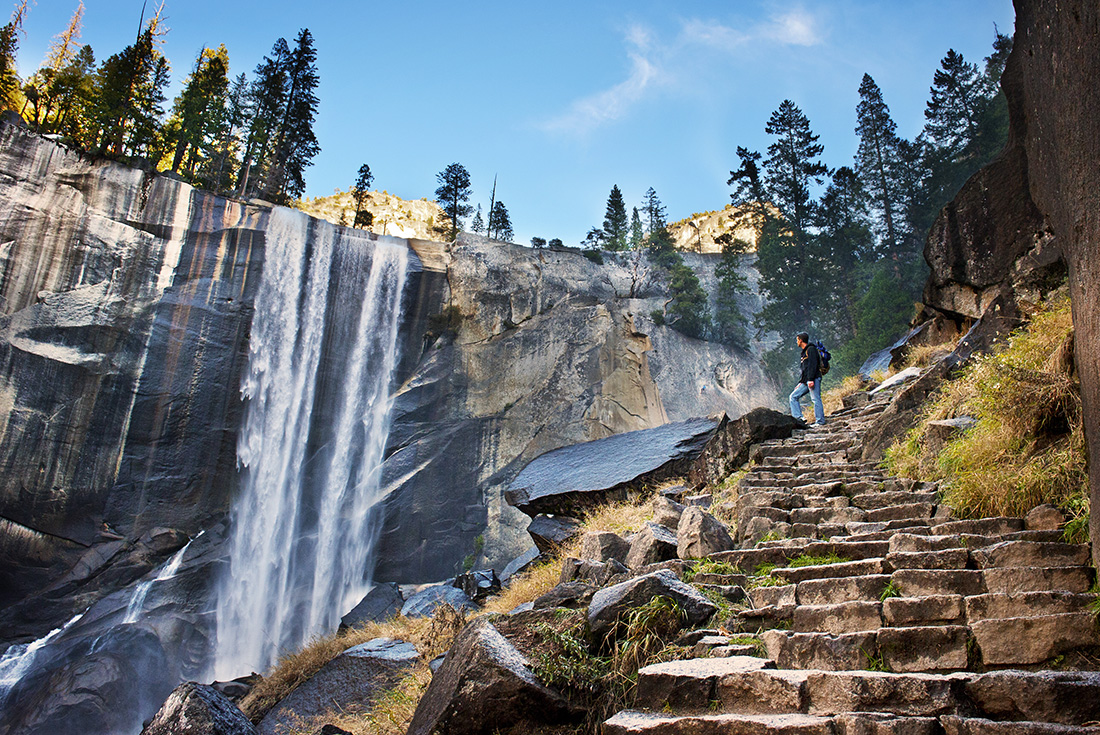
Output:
[789, 332, 825, 426]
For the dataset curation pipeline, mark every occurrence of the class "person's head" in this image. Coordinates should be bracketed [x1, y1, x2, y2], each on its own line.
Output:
[796, 332, 809, 348]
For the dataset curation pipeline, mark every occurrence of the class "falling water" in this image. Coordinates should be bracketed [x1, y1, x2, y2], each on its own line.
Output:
[0, 612, 85, 706]
[123, 538, 193, 624]
[213, 208, 409, 680]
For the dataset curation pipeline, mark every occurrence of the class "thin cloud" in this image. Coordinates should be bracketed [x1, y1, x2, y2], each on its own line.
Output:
[539, 9, 823, 137]
[539, 36, 658, 136]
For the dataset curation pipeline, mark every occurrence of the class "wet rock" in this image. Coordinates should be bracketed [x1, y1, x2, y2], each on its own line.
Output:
[340, 582, 403, 630]
[676, 506, 735, 559]
[588, 569, 718, 641]
[400, 584, 478, 618]
[258, 639, 418, 735]
[527, 514, 582, 554]
[505, 417, 720, 517]
[141, 682, 256, 735]
[406, 617, 581, 735]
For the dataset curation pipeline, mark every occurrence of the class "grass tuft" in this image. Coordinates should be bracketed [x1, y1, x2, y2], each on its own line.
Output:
[884, 297, 1087, 521]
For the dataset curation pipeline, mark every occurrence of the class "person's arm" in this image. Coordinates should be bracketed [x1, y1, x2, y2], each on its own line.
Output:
[806, 345, 820, 388]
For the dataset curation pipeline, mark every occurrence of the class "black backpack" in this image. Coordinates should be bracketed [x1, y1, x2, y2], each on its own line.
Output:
[815, 340, 831, 375]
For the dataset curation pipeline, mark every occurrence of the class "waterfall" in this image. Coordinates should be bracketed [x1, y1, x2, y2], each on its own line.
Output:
[0, 612, 85, 706]
[214, 208, 409, 680]
[123, 538, 193, 624]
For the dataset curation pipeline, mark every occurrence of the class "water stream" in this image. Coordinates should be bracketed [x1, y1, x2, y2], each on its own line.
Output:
[213, 208, 409, 679]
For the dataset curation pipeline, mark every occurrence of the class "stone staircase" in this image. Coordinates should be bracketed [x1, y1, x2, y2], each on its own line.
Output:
[602, 388, 1100, 734]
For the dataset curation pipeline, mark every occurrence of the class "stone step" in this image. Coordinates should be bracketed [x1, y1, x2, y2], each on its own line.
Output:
[797, 574, 890, 605]
[891, 569, 986, 597]
[709, 547, 804, 574]
[876, 625, 970, 672]
[940, 716, 1100, 734]
[850, 491, 939, 510]
[970, 612, 1100, 665]
[885, 548, 971, 570]
[800, 539, 891, 561]
[632, 655, 776, 710]
[864, 502, 937, 523]
[964, 591, 1096, 621]
[846, 518, 933, 536]
[602, 711, 836, 735]
[791, 601, 882, 635]
[883, 595, 966, 626]
[788, 507, 867, 525]
[762, 629, 877, 671]
[747, 583, 796, 608]
[932, 517, 1025, 536]
[982, 565, 1094, 594]
[773, 558, 886, 585]
[970, 540, 1091, 569]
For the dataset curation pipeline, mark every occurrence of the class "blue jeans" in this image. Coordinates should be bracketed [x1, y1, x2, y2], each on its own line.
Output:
[790, 381, 824, 424]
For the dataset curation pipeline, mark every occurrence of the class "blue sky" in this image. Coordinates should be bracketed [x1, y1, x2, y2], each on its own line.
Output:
[15, 1, 1014, 246]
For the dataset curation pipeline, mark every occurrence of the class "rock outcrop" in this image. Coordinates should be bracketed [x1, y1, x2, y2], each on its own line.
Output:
[918, 0, 1099, 566]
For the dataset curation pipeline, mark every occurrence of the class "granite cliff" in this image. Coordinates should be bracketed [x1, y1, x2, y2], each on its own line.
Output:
[0, 119, 776, 733]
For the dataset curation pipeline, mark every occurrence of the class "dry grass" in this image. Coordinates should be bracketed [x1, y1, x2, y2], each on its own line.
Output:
[899, 341, 955, 370]
[578, 494, 654, 537]
[822, 374, 868, 415]
[480, 559, 563, 615]
[241, 606, 467, 725]
[885, 296, 1087, 522]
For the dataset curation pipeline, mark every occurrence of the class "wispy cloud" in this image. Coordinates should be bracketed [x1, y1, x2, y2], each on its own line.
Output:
[539, 8, 824, 138]
[539, 26, 659, 137]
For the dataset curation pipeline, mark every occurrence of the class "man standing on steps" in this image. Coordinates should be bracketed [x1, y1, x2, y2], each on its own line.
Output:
[790, 332, 825, 426]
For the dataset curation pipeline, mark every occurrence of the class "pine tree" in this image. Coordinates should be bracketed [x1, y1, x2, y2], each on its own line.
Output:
[488, 200, 513, 242]
[262, 28, 320, 203]
[712, 236, 751, 348]
[813, 166, 872, 347]
[530, 237, 546, 249]
[435, 163, 472, 241]
[23, 1, 83, 131]
[855, 74, 907, 259]
[166, 45, 230, 178]
[92, 18, 170, 160]
[629, 207, 643, 249]
[0, 1, 28, 112]
[641, 187, 666, 235]
[763, 100, 827, 232]
[237, 38, 289, 197]
[352, 163, 373, 228]
[924, 50, 982, 157]
[602, 185, 628, 250]
[471, 204, 484, 234]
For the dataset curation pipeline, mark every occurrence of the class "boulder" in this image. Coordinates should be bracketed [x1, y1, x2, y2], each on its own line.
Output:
[587, 569, 718, 641]
[625, 522, 679, 570]
[676, 506, 735, 559]
[578, 531, 631, 564]
[453, 570, 502, 602]
[527, 514, 582, 554]
[1025, 504, 1065, 531]
[339, 582, 403, 630]
[925, 417, 977, 456]
[532, 581, 596, 610]
[505, 417, 720, 517]
[687, 408, 803, 487]
[651, 496, 687, 529]
[560, 557, 628, 587]
[142, 683, 256, 735]
[258, 639, 418, 735]
[500, 546, 541, 582]
[400, 584, 478, 618]
[406, 617, 581, 735]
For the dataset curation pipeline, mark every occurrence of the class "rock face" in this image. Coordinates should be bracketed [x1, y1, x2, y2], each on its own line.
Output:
[1005, 0, 1100, 567]
[141, 682, 257, 735]
[919, 0, 1100, 564]
[375, 238, 777, 582]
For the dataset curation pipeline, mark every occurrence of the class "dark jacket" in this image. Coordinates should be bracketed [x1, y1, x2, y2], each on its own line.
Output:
[799, 343, 821, 384]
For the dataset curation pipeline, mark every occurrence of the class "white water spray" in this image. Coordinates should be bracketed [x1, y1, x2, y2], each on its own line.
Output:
[123, 538, 193, 624]
[0, 612, 85, 705]
[214, 209, 409, 679]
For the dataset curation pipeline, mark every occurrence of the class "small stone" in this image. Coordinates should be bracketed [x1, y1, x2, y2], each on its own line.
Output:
[676, 506, 735, 559]
[1025, 504, 1065, 531]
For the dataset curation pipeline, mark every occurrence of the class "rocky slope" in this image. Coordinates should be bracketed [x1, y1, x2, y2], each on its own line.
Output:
[666, 204, 763, 254]
[296, 188, 447, 240]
